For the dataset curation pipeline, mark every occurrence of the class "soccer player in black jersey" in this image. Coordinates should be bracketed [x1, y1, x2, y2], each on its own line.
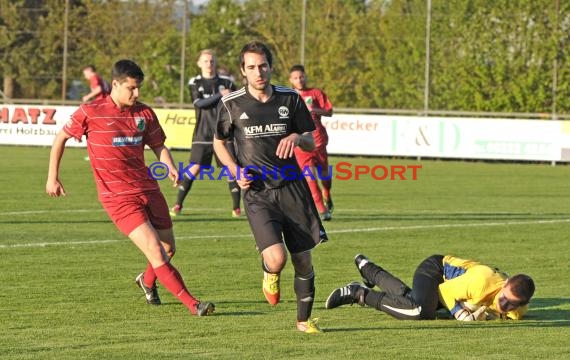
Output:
[171, 49, 242, 217]
[214, 41, 328, 334]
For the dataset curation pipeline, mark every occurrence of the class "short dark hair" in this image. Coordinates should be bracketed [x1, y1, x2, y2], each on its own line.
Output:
[84, 64, 96, 72]
[289, 64, 305, 74]
[508, 274, 535, 304]
[112, 60, 144, 83]
[239, 41, 273, 69]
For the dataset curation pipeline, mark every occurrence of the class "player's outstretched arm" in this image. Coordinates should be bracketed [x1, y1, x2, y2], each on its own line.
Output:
[82, 85, 102, 103]
[311, 106, 333, 117]
[152, 145, 179, 187]
[296, 131, 314, 152]
[213, 137, 251, 189]
[193, 93, 223, 109]
[46, 130, 73, 197]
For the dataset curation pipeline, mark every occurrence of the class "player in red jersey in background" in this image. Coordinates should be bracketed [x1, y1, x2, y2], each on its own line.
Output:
[289, 65, 334, 221]
[46, 59, 214, 316]
[82, 65, 110, 103]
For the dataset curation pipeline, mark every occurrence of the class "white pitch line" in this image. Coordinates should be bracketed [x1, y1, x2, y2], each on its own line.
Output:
[0, 208, 543, 216]
[0, 209, 104, 216]
[1, 239, 123, 248]
[0, 208, 229, 216]
[1, 218, 569, 249]
[0, 233, 254, 249]
[328, 218, 570, 234]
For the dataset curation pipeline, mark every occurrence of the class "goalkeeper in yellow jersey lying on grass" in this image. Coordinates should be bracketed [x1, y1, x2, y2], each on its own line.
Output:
[325, 254, 535, 321]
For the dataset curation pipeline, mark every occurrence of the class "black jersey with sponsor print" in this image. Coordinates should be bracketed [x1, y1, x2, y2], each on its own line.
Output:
[189, 74, 237, 143]
[216, 85, 315, 189]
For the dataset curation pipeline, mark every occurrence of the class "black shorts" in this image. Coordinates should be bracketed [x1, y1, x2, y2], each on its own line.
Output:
[244, 179, 328, 254]
[189, 143, 217, 166]
[410, 254, 445, 319]
[189, 141, 236, 168]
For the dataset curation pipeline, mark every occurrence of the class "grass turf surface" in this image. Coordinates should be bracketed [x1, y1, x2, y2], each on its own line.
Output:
[0, 145, 569, 359]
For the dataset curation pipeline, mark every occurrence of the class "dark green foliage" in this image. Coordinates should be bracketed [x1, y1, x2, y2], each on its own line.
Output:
[0, 0, 568, 113]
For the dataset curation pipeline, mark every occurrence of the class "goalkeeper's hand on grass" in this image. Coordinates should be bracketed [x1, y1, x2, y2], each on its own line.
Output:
[454, 308, 476, 321]
[472, 306, 489, 320]
[454, 306, 489, 321]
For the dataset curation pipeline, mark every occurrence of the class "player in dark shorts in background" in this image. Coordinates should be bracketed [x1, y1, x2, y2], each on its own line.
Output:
[214, 41, 328, 334]
[171, 49, 242, 218]
[289, 64, 334, 221]
[47, 59, 214, 316]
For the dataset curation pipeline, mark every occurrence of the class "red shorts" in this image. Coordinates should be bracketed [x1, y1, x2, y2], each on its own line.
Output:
[100, 191, 173, 236]
[294, 145, 329, 169]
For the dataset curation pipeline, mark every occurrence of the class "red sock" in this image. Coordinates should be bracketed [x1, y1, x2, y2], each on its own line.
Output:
[307, 179, 326, 213]
[154, 262, 199, 313]
[143, 263, 157, 288]
[321, 179, 331, 198]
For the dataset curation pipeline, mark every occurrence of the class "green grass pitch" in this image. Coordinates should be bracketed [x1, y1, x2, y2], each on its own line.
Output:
[0, 145, 569, 359]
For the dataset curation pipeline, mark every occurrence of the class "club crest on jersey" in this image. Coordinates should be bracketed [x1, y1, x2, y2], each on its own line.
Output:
[134, 117, 145, 131]
[278, 106, 289, 119]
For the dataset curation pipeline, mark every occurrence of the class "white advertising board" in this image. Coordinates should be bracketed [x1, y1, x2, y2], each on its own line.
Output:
[0, 105, 197, 150]
[2, 104, 569, 162]
[323, 114, 566, 162]
[0, 105, 84, 147]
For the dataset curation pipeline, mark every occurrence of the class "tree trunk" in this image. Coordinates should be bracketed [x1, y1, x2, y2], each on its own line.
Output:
[3, 77, 14, 99]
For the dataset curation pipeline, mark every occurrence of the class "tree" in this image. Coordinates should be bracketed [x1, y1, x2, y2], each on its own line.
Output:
[364, 0, 426, 109]
[0, 0, 568, 114]
[68, 0, 183, 103]
[186, 0, 252, 97]
[0, 0, 43, 98]
[429, 0, 562, 112]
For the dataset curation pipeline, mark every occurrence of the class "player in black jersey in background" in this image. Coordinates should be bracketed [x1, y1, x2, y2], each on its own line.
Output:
[171, 49, 242, 217]
[214, 41, 328, 334]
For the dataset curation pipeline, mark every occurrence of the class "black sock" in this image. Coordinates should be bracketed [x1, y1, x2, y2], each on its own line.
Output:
[294, 270, 315, 322]
[228, 181, 241, 209]
[176, 178, 194, 206]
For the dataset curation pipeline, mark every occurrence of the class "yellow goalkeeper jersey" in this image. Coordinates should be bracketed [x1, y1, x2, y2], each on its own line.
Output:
[438, 255, 527, 320]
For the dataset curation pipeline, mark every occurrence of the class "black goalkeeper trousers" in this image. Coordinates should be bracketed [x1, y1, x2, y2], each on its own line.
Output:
[364, 254, 445, 320]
